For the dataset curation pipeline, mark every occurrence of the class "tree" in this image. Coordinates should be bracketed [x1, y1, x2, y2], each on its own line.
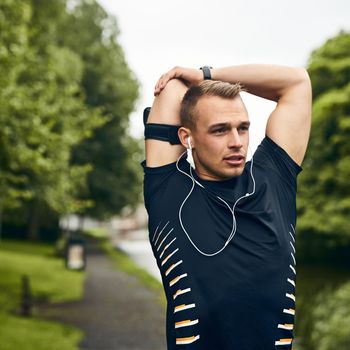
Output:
[297, 31, 350, 237]
[1, 0, 142, 240]
[0, 0, 106, 240]
[310, 282, 350, 350]
[0, 0, 32, 213]
[58, 0, 142, 220]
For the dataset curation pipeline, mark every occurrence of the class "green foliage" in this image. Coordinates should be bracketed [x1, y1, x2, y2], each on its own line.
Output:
[0, 0, 32, 209]
[0, 240, 84, 309]
[297, 31, 350, 237]
[0, 239, 84, 349]
[308, 31, 350, 100]
[294, 263, 350, 350]
[0, 0, 105, 216]
[0, 312, 83, 350]
[310, 282, 350, 350]
[61, 0, 142, 219]
[0, 0, 141, 238]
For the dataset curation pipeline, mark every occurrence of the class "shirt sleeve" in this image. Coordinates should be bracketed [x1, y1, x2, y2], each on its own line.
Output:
[253, 135, 303, 190]
[140, 159, 180, 211]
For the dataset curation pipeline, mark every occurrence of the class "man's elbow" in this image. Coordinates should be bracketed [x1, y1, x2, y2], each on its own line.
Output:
[148, 79, 188, 125]
[278, 67, 312, 104]
[156, 78, 188, 97]
[295, 67, 312, 87]
[291, 67, 312, 101]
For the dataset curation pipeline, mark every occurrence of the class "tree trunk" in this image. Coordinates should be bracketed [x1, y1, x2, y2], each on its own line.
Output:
[27, 201, 41, 241]
[0, 199, 3, 243]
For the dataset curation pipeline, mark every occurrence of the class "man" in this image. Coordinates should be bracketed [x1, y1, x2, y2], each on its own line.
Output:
[141, 65, 312, 349]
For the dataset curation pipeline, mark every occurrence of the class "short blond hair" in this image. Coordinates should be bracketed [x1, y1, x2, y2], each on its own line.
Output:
[180, 80, 245, 129]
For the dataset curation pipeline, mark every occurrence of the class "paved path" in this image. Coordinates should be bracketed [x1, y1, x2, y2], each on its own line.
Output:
[112, 229, 161, 282]
[43, 239, 166, 350]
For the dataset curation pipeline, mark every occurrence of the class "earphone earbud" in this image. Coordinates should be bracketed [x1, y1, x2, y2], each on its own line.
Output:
[186, 136, 195, 169]
[187, 136, 192, 149]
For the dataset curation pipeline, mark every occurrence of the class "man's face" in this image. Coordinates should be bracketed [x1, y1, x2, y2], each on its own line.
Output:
[190, 95, 250, 181]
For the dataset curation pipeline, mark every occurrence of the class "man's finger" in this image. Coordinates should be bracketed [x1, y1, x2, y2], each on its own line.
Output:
[154, 67, 182, 94]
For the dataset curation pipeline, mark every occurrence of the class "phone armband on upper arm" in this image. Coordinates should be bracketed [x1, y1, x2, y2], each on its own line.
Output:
[143, 107, 181, 145]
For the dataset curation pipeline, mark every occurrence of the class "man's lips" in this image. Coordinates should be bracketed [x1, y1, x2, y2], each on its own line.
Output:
[223, 154, 245, 161]
[223, 154, 245, 166]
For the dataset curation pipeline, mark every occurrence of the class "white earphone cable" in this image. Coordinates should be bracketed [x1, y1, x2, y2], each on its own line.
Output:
[175, 143, 256, 257]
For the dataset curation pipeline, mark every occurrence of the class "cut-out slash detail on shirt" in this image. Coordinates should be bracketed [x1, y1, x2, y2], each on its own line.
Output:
[151, 221, 200, 347]
[275, 223, 297, 347]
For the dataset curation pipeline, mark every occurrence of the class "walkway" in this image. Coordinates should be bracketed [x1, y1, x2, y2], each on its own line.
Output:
[43, 239, 166, 350]
[111, 229, 161, 282]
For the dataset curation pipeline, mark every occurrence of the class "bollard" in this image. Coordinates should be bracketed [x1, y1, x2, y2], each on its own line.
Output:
[65, 235, 86, 271]
[20, 274, 32, 317]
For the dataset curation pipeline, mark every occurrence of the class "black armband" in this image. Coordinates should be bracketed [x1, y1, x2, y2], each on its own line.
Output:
[143, 107, 181, 145]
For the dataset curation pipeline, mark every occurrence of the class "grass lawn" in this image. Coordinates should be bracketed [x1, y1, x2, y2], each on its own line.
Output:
[0, 239, 85, 350]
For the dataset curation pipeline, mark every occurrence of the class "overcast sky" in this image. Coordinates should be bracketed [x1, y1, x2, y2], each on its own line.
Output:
[97, 0, 349, 154]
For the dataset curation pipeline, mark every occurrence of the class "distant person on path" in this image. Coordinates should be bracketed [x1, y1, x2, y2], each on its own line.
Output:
[140, 64, 312, 349]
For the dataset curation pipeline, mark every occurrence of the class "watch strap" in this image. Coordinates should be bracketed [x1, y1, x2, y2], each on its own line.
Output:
[200, 66, 213, 80]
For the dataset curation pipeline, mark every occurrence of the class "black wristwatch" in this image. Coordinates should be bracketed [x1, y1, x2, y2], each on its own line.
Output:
[199, 66, 213, 80]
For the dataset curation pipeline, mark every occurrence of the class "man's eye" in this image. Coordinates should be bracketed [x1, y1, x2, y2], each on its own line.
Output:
[212, 126, 248, 134]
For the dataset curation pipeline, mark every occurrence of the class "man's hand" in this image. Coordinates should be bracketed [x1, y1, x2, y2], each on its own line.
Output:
[154, 66, 203, 96]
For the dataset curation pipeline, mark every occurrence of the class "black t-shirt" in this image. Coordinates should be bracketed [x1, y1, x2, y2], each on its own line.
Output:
[141, 135, 303, 350]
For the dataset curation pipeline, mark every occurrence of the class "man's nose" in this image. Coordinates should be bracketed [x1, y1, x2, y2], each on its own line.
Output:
[228, 129, 243, 148]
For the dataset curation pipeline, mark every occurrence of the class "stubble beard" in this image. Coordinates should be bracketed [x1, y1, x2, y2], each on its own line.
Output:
[194, 153, 245, 181]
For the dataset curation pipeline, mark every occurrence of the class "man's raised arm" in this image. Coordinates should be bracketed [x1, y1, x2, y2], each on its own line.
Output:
[210, 64, 312, 166]
[155, 64, 312, 167]
[145, 79, 189, 167]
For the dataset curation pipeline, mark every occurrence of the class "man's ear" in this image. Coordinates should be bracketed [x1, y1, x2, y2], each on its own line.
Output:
[178, 127, 192, 149]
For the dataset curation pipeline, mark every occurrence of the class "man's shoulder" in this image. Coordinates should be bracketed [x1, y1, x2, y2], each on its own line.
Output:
[253, 135, 303, 190]
[142, 156, 190, 207]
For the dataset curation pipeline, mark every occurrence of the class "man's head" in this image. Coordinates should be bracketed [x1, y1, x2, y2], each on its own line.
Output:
[178, 80, 250, 181]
